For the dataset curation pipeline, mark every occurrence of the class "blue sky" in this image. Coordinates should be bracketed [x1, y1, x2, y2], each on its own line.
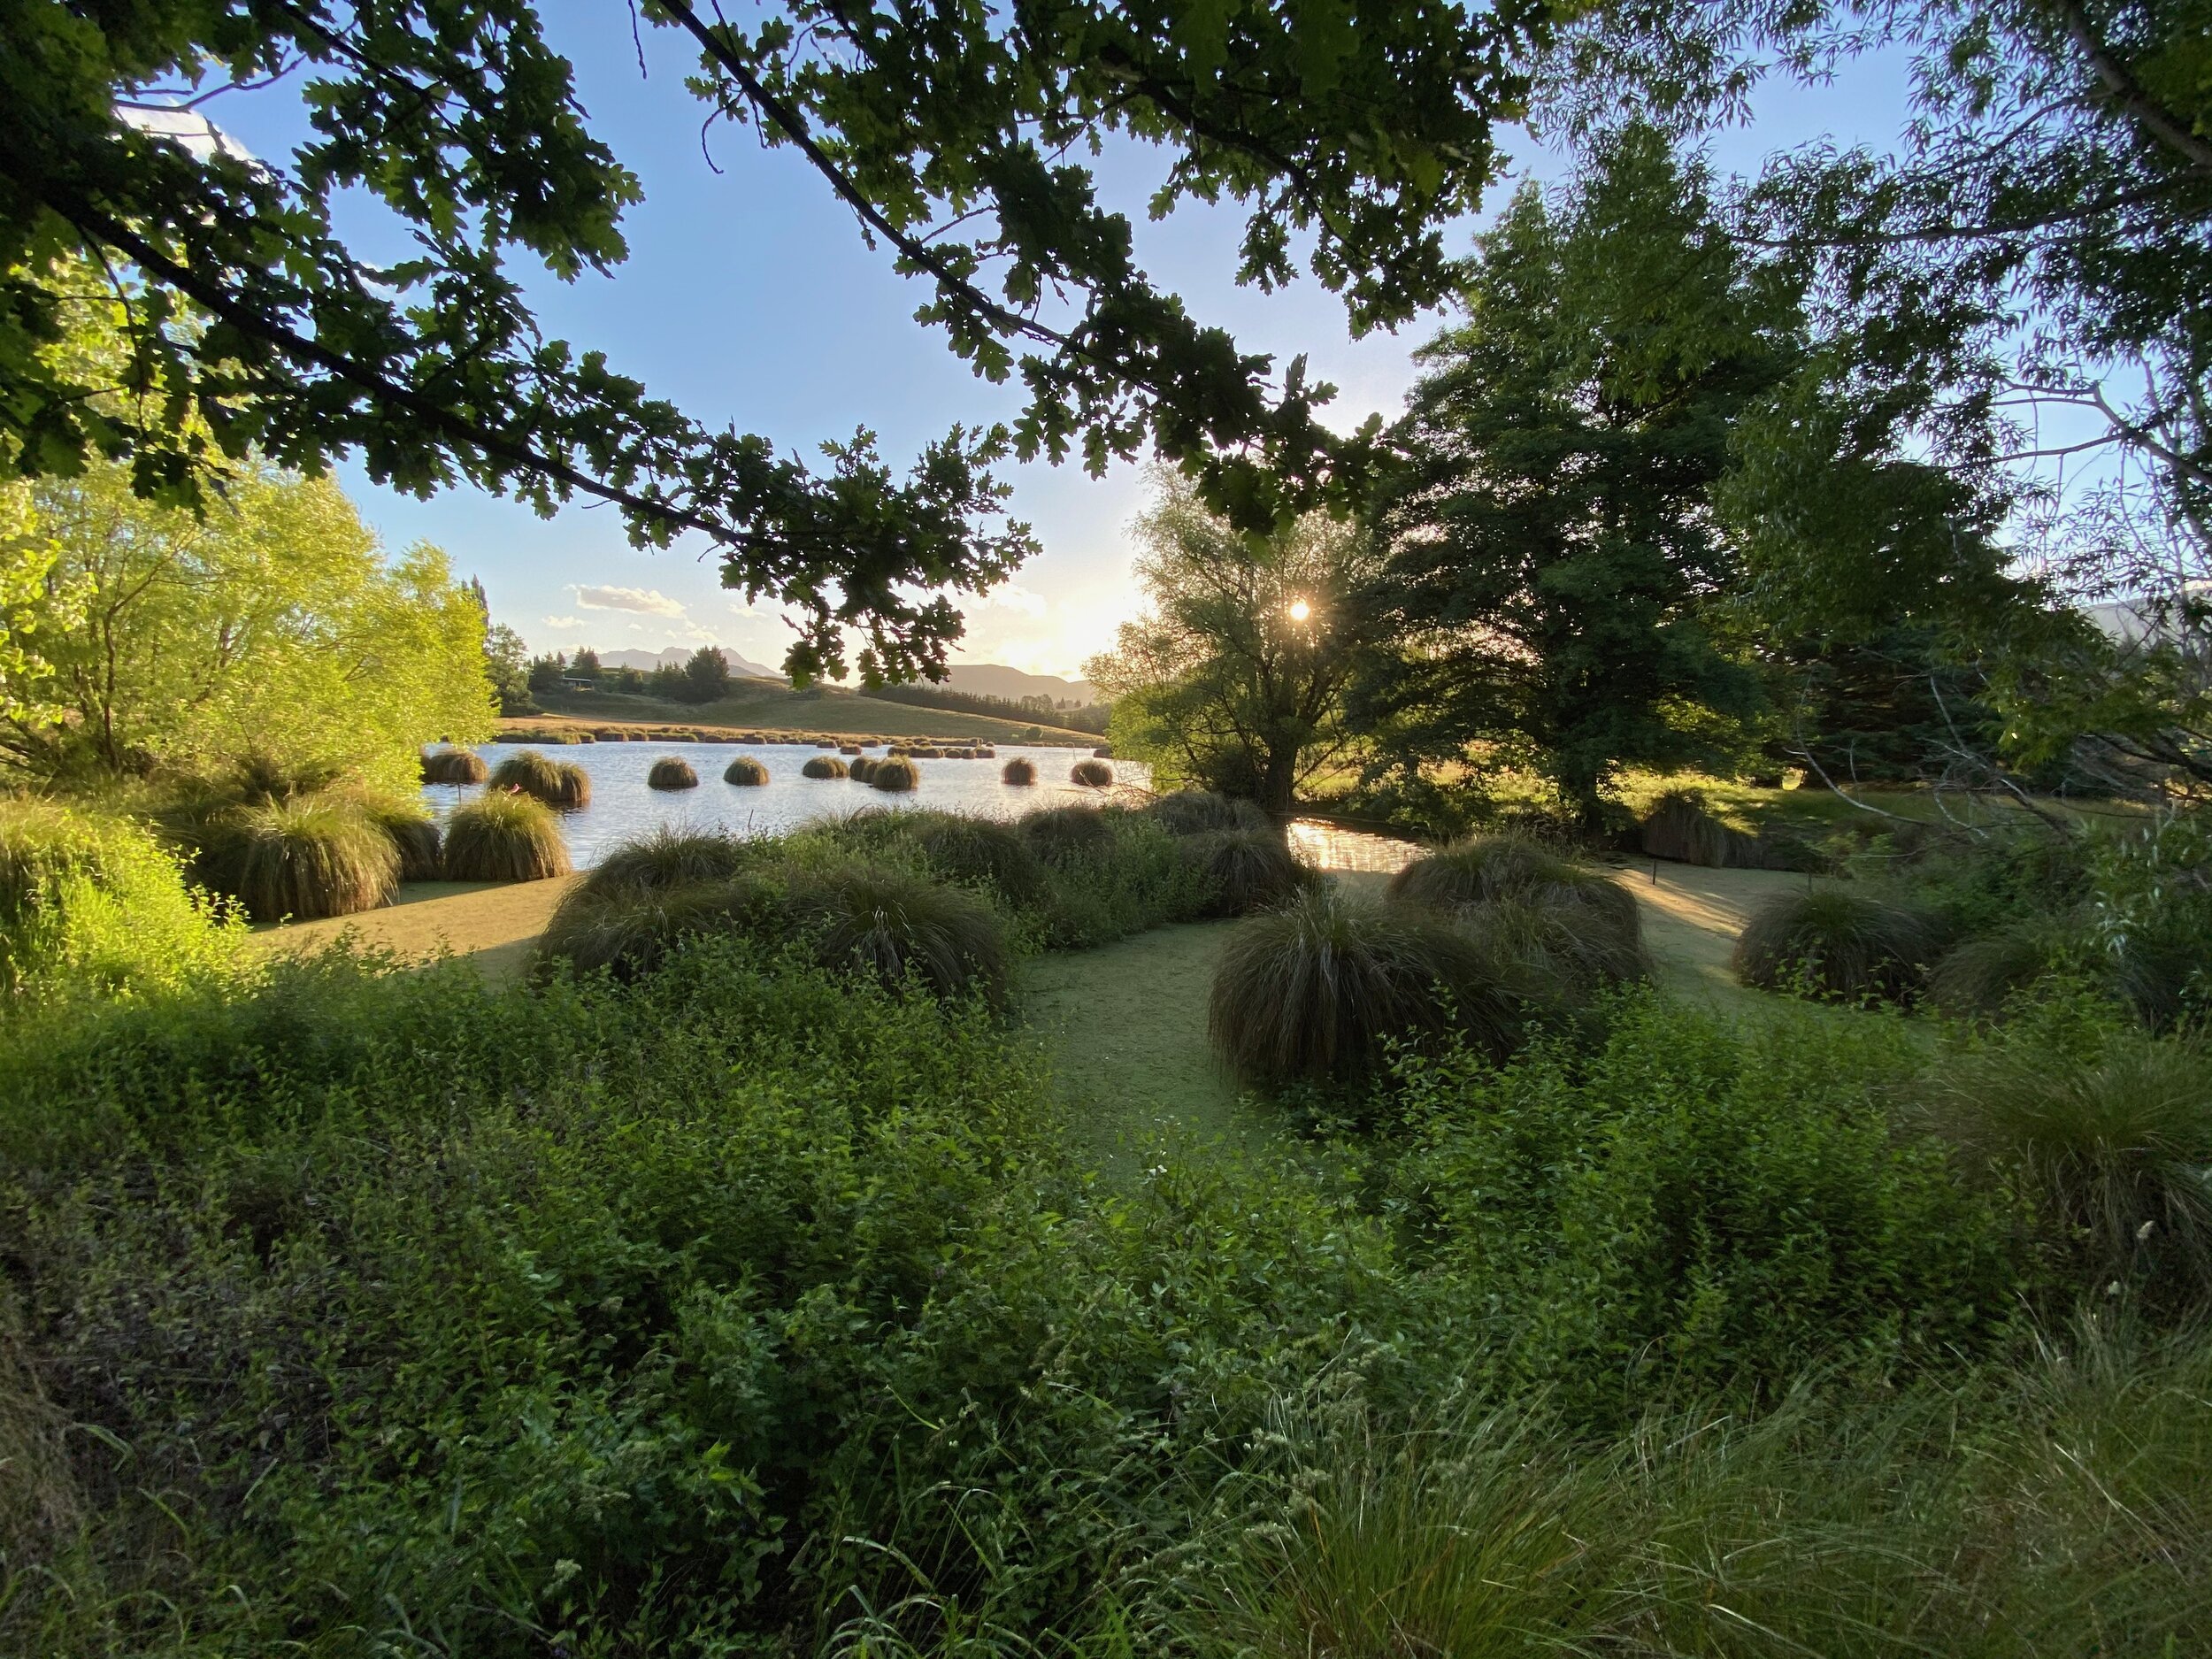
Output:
[199, 9, 1921, 680]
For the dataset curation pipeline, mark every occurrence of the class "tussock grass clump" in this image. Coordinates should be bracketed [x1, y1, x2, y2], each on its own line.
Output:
[723, 756, 770, 787]
[1002, 756, 1038, 786]
[647, 756, 700, 791]
[361, 797, 442, 881]
[869, 756, 919, 793]
[1148, 788, 1271, 836]
[537, 873, 783, 981]
[490, 749, 561, 803]
[1931, 915, 2081, 1018]
[905, 812, 1048, 903]
[421, 747, 487, 785]
[1185, 827, 1305, 917]
[214, 795, 399, 922]
[801, 756, 849, 780]
[1924, 1026, 2212, 1296]
[1637, 788, 1763, 867]
[1391, 833, 1589, 910]
[1466, 894, 1650, 995]
[839, 744, 862, 757]
[577, 826, 750, 902]
[1391, 833, 1643, 968]
[442, 792, 572, 881]
[1210, 886, 1540, 1087]
[1020, 802, 1114, 864]
[1071, 757, 1114, 787]
[787, 864, 1008, 1004]
[1734, 887, 1939, 1002]
[849, 756, 878, 783]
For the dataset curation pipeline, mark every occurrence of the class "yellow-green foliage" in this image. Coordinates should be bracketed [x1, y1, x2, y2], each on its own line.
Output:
[13, 459, 495, 796]
[0, 801, 240, 1001]
[442, 793, 572, 881]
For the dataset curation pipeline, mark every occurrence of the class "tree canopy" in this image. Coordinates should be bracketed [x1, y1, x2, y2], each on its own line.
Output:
[1, 0, 1552, 681]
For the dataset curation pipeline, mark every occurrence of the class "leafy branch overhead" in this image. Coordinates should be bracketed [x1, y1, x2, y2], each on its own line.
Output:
[0, 0, 1549, 680]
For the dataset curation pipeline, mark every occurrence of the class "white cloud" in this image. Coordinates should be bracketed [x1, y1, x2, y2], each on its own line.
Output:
[540, 614, 588, 630]
[976, 581, 1048, 618]
[574, 584, 687, 618]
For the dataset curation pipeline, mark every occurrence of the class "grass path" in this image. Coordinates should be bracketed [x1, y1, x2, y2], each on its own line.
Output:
[245, 876, 580, 982]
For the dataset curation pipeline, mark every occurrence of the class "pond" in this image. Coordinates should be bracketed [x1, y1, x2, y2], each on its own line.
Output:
[424, 740, 1149, 869]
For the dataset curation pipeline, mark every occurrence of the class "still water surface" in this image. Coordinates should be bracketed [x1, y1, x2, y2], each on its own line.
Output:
[424, 741, 1146, 869]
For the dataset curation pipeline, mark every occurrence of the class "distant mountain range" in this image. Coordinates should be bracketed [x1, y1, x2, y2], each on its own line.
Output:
[940, 664, 1101, 706]
[594, 646, 784, 680]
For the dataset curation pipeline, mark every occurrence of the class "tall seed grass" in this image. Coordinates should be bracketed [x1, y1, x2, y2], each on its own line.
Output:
[442, 792, 572, 881]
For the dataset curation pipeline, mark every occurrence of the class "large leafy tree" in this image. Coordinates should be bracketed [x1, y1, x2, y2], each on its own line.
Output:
[1359, 131, 1786, 827]
[1088, 473, 1374, 814]
[4, 460, 495, 795]
[0, 0, 1551, 681]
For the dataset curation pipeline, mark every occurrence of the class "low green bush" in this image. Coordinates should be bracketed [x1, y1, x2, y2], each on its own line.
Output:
[1733, 887, 1940, 1002]
[1384, 995, 2026, 1412]
[442, 792, 572, 880]
[1071, 757, 1114, 787]
[0, 801, 241, 1002]
[888, 810, 1048, 905]
[647, 756, 700, 791]
[1929, 913, 2084, 1018]
[1001, 756, 1037, 786]
[2088, 816, 2212, 1030]
[1209, 886, 1548, 1089]
[205, 795, 399, 922]
[724, 755, 771, 786]
[800, 756, 849, 780]
[868, 756, 919, 793]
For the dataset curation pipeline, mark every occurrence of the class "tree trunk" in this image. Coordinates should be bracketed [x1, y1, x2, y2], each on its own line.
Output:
[1259, 744, 1299, 819]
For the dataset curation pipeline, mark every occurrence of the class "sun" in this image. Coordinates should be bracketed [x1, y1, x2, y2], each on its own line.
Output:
[1286, 598, 1311, 623]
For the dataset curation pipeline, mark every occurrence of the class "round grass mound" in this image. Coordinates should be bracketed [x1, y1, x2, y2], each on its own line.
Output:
[1185, 827, 1305, 917]
[1733, 887, 1939, 1003]
[903, 811, 1048, 904]
[1924, 1029, 2212, 1297]
[787, 864, 1008, 1005]
[1391, 833, 1582, 909]
[1930, 915, 2081, 1018]
[421, 747, 488, 785]
[849, 756, 879, 783]
[1464, 891, 1650, 995]
[1209, 885, 1541, 1088]
[361, 797, 442, 882]
[869, 756, 919, 793]
[1147, 788, 1271, 836]
[1020, 803, 1113, 864]
[1071, 757, 1114, 787]
[214, 795, 399, 923]
[1001, 756, 1038, 786]
[578, 826, 752, 902]
[442, 792, 572, 881]
[537, 872, 782, 981]
[724, 756, 770, 787]
[801, 756, 849, 780]
[490, 749, 562, 803]
[647, 756, 700, 791]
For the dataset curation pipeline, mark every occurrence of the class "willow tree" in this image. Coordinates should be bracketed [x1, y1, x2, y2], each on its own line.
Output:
[5, 460, 495, 795]
[1088, 476, 1374, 815]
[1, 0, 1552, 681]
